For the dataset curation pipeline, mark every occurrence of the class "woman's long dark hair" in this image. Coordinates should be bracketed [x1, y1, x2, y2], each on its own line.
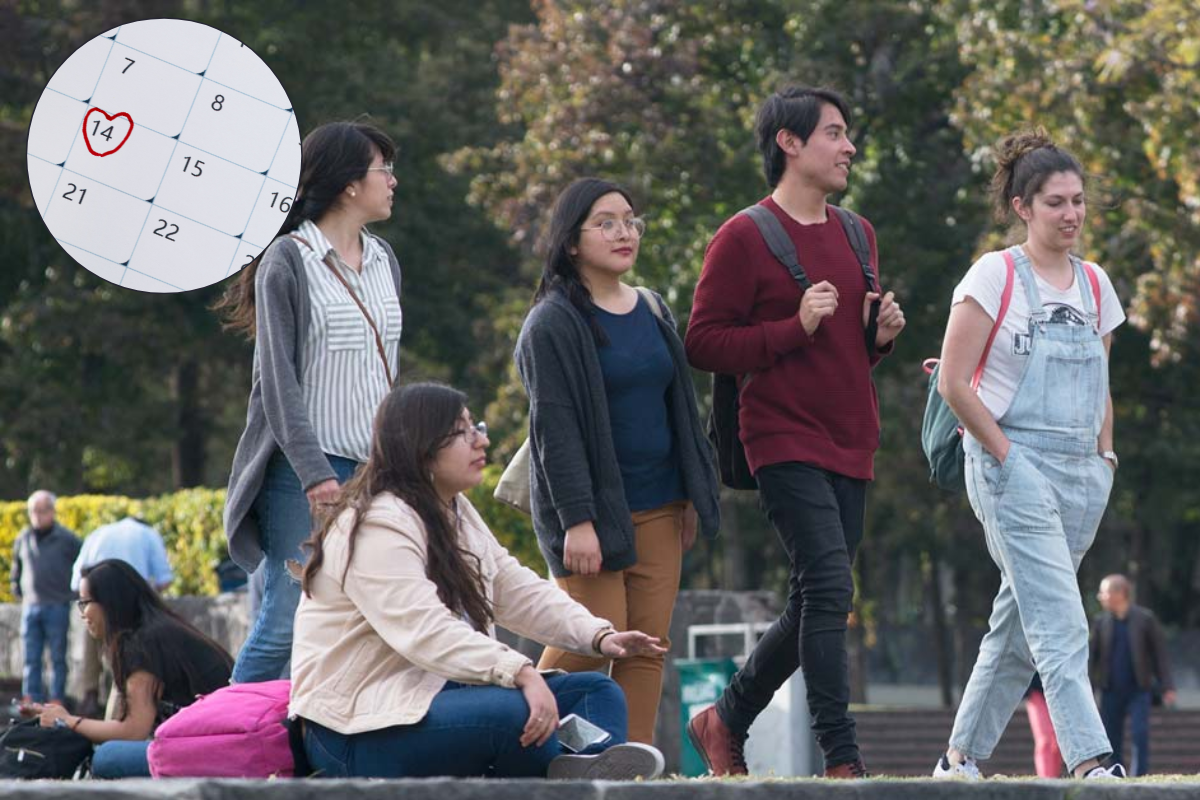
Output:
[533, 177, 636, 346]
[301, 383, 493, 632]
[81, 559, 233, 717]
[213, 120, 397, 337]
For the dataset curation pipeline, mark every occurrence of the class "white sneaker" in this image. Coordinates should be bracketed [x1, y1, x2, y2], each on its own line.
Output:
[932, 753, 981, 780]
[1083, 763, 1127, 779]
[548, 742, 665, 781]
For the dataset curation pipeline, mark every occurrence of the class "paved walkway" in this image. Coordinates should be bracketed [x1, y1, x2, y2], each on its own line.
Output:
[2, 778, 1198, 798]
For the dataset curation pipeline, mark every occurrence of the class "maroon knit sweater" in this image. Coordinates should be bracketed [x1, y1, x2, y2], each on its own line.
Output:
[685, 197, 888, 481]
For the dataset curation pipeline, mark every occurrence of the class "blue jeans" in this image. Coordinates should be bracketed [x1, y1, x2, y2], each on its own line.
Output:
[21, 602, 70, 702]
[303, 672, 627, 778]
[91, 740, 151, 778]
[1100, 688, 1151, 775]
[232, 451, 359, 683]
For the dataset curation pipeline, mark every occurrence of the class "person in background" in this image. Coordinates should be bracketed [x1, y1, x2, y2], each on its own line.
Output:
[1091, 574, 1176, 776]
[1024, 673, 1062, 778]
[11, 490, 81, 706]
[71, 516, 174, 718]
[33, 559, 233, 778]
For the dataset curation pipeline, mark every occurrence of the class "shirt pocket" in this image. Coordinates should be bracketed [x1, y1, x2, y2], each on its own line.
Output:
[324, 303, 365, 351]
[382, 297, 402, 344]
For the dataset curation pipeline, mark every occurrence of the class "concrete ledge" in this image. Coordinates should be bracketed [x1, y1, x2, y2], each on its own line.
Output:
[2, 779, 1200, 799]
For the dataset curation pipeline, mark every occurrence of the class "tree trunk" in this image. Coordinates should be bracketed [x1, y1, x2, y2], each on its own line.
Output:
[928, 556, 954, 708]
[171, 359, 205, 488]
[720, 492, 747, 590]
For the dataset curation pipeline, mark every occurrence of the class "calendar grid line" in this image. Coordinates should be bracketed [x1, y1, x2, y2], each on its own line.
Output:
[49, 37, 114, 104]
[121, 264, 183, 291]
[266, 110, 297, 175]
[198, 30, 223, 74]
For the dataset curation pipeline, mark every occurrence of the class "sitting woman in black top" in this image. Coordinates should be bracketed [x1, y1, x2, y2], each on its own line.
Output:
[33, 558, 233, 778]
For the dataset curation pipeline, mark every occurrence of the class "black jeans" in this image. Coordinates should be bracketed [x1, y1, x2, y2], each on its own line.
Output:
[715, 462, 866, 768]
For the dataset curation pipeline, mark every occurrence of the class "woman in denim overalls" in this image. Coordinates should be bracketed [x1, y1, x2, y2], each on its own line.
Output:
[932, 131, 1126, 780]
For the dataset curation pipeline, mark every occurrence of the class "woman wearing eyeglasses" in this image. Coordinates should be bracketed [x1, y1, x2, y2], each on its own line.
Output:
[34, 559, 233, 778]
[215, 121, 403, 683]
[514, 178, 721, 743]
[291, 382, 666, 779]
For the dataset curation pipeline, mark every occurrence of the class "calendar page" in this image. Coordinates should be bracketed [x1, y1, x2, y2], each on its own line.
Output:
[26, 18, 301, 293]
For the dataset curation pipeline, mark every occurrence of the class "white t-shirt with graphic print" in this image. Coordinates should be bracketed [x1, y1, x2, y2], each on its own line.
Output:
[951, 248, 1125, 420]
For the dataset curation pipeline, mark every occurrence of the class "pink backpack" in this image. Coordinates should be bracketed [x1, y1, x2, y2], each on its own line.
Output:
[147, 679, 297, 778]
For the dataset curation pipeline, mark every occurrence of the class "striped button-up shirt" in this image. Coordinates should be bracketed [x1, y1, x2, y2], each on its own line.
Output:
[295, 220, 402, 463]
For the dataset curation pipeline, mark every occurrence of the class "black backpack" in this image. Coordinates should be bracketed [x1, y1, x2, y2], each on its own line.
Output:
[0, 718, 93, 779]
[707, 204, 877, 490]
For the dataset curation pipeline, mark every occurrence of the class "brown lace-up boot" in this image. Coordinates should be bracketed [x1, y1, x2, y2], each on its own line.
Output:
[686, 706, 748, 776]
[824, 757, 869, 778]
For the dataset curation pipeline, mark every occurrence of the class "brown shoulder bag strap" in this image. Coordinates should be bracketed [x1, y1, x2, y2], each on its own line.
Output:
[288, 234, 395, 386]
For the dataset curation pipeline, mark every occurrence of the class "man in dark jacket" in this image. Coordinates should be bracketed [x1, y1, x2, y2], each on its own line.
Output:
[11, 491, 81, 704]
[1090, 574, 1175, 776]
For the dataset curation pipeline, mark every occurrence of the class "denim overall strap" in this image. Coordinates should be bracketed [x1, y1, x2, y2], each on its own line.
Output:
[998, 249, 1108, 454]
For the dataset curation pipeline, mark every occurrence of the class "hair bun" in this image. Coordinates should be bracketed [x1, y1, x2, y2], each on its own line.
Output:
[993, 127, 1055, 171]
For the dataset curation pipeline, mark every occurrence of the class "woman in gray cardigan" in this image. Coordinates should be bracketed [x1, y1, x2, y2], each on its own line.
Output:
[515, 178, 720, 743]
[215, 121, 402, 682]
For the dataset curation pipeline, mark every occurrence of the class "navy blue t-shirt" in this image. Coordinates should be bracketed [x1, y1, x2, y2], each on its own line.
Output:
[594, 295, 686, 512]
[1109, 617, 1137, 691]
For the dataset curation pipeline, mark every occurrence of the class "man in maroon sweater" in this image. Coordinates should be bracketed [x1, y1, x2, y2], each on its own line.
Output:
[684, 86, 905, 778]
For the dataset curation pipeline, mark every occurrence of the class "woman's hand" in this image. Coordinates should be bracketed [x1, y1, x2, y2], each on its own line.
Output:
[37, 703, 71, 728]
[599, 631, 668, 659]
[305, 479, 341, 513]
[564, 522, 602, 576]
[681, 503, 698, 552]
[514, 665, 558, 748]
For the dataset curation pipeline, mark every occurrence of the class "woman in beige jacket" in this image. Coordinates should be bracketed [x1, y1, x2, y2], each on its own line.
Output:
[290, 382, 666, 779]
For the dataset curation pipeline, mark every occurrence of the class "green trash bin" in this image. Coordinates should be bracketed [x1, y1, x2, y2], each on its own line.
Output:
[676, 658, 738, 776]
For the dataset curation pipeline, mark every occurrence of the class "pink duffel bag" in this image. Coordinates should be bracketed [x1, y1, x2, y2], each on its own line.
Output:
[148, 679, 297, 778]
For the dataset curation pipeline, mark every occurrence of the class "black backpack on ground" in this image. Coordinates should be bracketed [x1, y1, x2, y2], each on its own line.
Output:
[0, 717, 93, 779]
[707, 204, 877, 490]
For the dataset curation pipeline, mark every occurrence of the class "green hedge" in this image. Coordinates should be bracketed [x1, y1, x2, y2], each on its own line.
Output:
[1, 473, 545, 603]
[0, 489, 227, 601]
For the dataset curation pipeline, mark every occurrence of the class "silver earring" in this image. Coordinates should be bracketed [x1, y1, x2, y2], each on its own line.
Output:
[350, 189, 356, 197]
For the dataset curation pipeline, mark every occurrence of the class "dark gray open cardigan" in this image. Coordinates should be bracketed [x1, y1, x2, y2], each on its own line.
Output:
[514, 288, 720, 577]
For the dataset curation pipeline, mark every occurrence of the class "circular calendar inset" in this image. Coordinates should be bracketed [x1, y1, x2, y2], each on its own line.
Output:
[26, 19, 301, 293]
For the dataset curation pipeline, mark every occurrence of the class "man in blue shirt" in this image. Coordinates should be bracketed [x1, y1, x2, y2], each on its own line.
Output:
[1090, 574, 1175, 776]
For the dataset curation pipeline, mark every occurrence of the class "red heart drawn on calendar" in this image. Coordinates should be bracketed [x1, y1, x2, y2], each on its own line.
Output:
[82, 107, 134, 157]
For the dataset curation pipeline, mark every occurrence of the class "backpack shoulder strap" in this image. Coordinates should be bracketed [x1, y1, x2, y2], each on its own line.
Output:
[828, 206, 875, 291]
[1082, 262, 1102, 330]
[972, 250, 1017, 389]
[739, 204, 812, 289]
[635, 286, 665, 321]
[830, 205, 879, 351]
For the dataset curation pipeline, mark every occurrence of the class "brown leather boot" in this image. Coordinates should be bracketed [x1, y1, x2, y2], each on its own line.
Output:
[686, 706, 748, 776]
[824, 757, 869, 778]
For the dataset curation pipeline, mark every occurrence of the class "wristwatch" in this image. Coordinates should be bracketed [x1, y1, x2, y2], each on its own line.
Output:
[1100, 450, 1119, 469]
